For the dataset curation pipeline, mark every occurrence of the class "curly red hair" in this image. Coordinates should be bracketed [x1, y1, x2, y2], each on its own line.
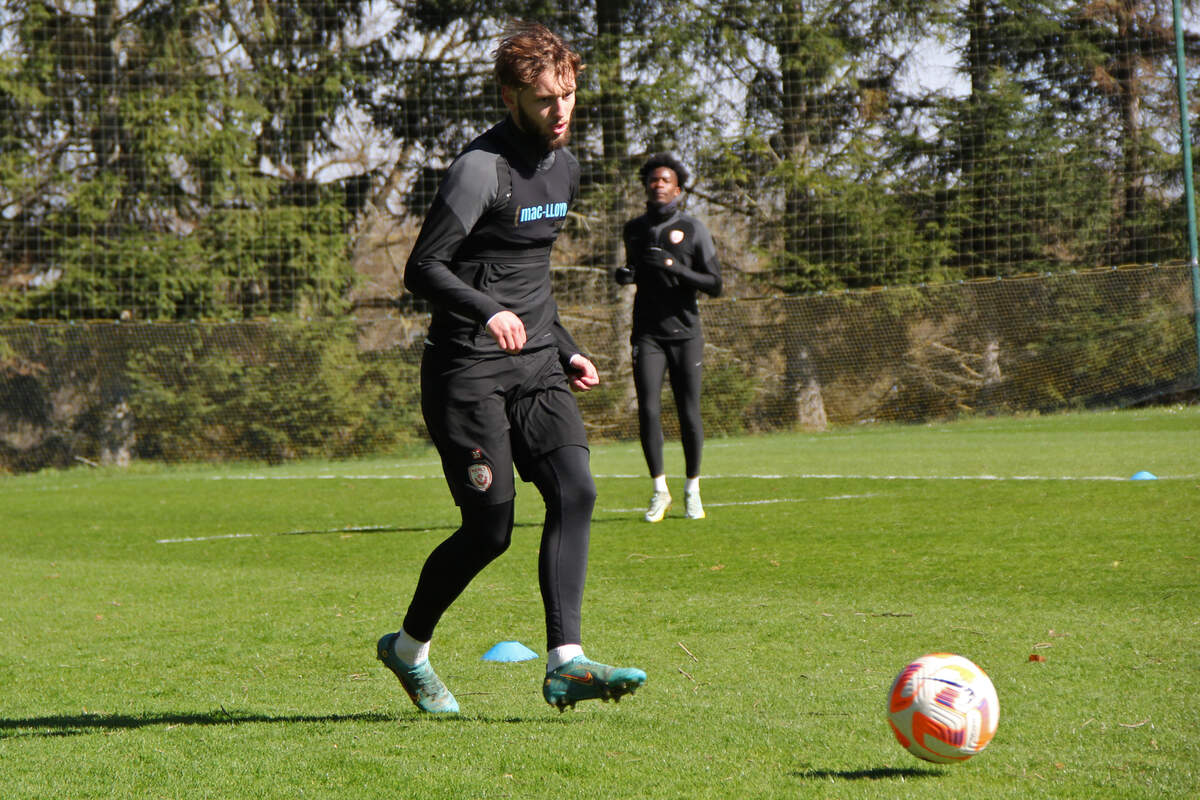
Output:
[493, 22, 583, 90]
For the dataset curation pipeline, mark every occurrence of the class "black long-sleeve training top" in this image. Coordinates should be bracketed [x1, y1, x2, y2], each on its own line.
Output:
[404, 116, 583, 364]
[620, 203, 723, 340]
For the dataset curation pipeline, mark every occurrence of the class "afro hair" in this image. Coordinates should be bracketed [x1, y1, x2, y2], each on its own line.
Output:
[638, 152, 690, 188]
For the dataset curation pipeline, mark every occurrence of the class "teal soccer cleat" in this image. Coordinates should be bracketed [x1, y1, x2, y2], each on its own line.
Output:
[543, 655, 647, 711]
[376, 633, 459, 714]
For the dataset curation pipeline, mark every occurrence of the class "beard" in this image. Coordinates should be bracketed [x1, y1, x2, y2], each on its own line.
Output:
[515, 102, 572, 151]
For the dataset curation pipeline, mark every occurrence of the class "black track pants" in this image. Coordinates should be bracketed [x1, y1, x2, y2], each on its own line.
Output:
[633, 335, 704, 479]
[402, 445, 594, 648]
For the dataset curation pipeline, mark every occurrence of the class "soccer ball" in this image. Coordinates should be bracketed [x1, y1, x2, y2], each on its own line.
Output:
[887, 652, 999, 764]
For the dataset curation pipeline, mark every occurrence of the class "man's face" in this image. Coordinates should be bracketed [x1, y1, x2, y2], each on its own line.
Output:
[645, 166, 682, 206]
[503, 69, 576, 150]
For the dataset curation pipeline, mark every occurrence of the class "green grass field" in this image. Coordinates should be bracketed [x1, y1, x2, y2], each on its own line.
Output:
[2, 406, 1197, 799]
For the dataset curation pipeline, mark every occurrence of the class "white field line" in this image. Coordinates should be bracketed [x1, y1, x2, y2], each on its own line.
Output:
[206, 473, 438, 481]
[157, 494, 878, 543]
[159, 470, 1187, 544]
[158, 532, 262, 544]
[603, 493, 878, 515]
[709, 473, 1157, 481]
[157, 523, 398, 544]
[204, 471, 1191, 482]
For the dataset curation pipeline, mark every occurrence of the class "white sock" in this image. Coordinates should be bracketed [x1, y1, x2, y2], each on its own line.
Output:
[391, 629, 430, 666]
[685, 477, 700, 496]
[547, 643, 584, 672]
[653, 474, 669, 494]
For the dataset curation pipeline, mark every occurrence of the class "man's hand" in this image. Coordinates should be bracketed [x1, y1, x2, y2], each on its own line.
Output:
[567, 354, 599, 392]
[645, 246, 682, 274]
[486, 310, 526, 354]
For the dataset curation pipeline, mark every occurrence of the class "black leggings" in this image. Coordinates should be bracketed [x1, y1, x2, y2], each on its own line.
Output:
[402, 445, 595, 649]
[633, 335, 704, 479]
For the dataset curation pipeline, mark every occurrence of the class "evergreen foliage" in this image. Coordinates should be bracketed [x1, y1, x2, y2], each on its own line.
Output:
[0, 2, 1197, 472]
[0, 0, 360, 320]
[2, 1, 1198, 315]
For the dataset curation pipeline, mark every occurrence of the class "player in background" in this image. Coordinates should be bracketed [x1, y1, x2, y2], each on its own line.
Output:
[615, 154, 723, 522]
[376, 22, 646, 713]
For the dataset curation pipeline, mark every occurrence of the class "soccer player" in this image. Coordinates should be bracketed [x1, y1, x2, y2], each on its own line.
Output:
[615, 154, 723, 522]
[376, 22, 646, 713]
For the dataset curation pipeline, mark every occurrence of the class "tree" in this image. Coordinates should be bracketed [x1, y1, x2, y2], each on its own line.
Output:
[0, 0, 370, 320]
[1073, 0, 1200, 265]
[693, 0, 952, 292]
[918, 0, 1199, 279]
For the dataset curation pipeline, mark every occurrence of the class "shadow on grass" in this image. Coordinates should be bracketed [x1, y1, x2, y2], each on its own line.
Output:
[178, 516, 629, 542]
[0, 710, 396, 739]
[279, 517, 628, 536]
[793, 766, 941, 781]
[0, 708, 589, 738]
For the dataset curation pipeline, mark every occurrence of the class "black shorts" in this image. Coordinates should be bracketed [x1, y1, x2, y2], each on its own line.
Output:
[421, 344, 589, 506]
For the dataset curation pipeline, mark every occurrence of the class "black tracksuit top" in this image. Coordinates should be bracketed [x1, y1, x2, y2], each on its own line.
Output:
[622, 205, 723, 340]
[403, 117, 583, 364]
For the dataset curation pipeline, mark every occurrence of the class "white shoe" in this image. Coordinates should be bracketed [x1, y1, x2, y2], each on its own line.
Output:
[644, 491, 671, 522]
[684, 492, 705, 520]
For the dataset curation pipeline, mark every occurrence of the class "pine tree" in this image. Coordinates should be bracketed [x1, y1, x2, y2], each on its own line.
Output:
[692, 0, 952, 291]
[0, 0, 368, 320]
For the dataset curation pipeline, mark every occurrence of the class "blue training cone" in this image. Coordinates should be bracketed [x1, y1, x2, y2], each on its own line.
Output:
[481, 641, 539, 662]
[1130, 470, 1158, 481]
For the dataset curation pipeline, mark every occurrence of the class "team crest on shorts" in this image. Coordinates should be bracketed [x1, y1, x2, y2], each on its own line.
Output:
[467, 462, 493, 492]
[669, 229, 685, 244]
